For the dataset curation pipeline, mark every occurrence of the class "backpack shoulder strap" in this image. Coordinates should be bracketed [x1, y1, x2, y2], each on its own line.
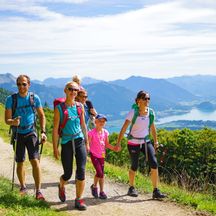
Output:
[59, 102, 83, 137]
[59, 102, 68, 131]
[76, 102, 83, 125]
[128, 104, 139, 139]
[148, 108, 154, 128]
[29, 92, 36, 114]
[11, 93, 18, 118]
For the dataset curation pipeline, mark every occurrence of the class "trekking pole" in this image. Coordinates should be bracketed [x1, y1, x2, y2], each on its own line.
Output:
[39, 142, 43, 162]
[144, 141, 148, 162]
[39, 131, 47, 161]
[11, 125, 19, 191]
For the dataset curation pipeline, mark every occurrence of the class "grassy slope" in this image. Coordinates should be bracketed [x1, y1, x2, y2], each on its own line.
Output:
[0, 103, 215, 215]
[0, 177, 66, 216]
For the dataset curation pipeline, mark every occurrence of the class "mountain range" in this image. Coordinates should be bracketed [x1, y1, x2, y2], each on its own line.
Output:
[168, 75, 216, 99]
[32, 76, 101, 87]
[0, 73, 216, 120]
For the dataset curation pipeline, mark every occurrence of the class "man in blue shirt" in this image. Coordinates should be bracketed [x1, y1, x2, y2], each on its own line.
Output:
[5, 74, 47, 200]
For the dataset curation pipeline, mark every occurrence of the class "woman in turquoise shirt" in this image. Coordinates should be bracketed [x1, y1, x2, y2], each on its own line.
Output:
[52, 81, 89, 211]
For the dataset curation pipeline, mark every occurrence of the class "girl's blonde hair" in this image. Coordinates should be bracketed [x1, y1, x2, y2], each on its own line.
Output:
[72, 75, 81, 85]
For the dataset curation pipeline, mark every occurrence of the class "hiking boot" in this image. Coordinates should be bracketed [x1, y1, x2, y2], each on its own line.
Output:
[90, 184, 98, 198]
[19, 186, 27, 196]
[36, 191, 45, 201]
[127, 186, 138, 197]
[99, 191, 107, 199]
[152, 188, 166, 199]
[75, 198, 87, 211]
[58, 184, 66, 202]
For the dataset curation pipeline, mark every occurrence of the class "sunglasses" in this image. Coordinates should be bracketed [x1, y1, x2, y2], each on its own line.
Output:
[67, 87, 79, 92]
[81, 95, 88, 98]
[142, 97, 150, 101]
[17, 83, 28, 87]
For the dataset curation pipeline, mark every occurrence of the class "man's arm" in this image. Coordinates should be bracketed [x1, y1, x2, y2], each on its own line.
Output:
[5, 109, 20, 126]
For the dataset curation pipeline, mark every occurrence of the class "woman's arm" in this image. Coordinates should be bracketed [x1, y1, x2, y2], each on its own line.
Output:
[80, 106, 90, 152]
[150, 122, 158, 150]
[116, 119, 131, 148]
[52, 107, 60, 159]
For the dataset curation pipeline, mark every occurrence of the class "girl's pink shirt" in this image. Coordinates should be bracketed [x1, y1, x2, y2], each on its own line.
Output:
[88, 128, 109, 158]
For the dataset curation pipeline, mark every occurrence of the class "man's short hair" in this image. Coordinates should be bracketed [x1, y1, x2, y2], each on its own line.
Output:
[16, 75, 31, 85]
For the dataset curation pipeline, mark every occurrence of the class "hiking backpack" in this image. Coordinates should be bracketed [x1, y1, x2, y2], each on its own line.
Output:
[127, 103, 154, 141]
[11, 92, 36, 117]
[85, 100, 96, 129]
[9, 92, 37, 144]
[53, 98, 83, 137]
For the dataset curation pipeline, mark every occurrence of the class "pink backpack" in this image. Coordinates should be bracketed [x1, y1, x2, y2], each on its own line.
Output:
[53, 98, 82, 137]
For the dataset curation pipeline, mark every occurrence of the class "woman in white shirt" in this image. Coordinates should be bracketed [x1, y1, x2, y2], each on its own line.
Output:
[116, 90, 166, 199]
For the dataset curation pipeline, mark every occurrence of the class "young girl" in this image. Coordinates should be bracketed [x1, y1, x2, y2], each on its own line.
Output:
[88, 114, 119, 199]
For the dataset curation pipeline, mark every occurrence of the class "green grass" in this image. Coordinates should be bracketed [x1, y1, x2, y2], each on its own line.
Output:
[0, 177, 66, 216]
[87, 159, 216, 215]
[1, 103, 215, 215]
[97, 162, 216, 215]
[0, 103, 11, 143]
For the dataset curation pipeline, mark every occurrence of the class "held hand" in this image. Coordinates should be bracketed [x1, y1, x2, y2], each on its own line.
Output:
[13, 116, 21, 126]
[114, 145, 121, 152]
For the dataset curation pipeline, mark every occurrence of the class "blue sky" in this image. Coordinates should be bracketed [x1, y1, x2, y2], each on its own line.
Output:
[0, 0, 216, 81]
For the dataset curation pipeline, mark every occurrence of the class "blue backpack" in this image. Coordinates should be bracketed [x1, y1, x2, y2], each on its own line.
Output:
[9, 92, 37, 144]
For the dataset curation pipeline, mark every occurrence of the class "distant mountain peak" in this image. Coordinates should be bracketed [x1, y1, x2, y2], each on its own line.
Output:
[0, 73, 16, 84]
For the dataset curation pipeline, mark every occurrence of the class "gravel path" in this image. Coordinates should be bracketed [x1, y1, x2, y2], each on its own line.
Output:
[0, 137, 205, 216]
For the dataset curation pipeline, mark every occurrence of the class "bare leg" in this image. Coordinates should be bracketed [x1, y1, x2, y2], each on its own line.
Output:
[99, 177, 104, 192]
[17, 162, 26, 188]
[151, 168, 158, 189]
[59, 176, 68, 188]
[76, 179, 85, 199]
[30, 159, 41, 191]
[129, 169, 136, 186]
[93, 175, 99, 187]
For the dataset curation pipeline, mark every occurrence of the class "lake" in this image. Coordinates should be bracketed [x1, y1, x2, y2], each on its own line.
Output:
[106, 108, 216, 133]
[157, 108, 216, 124]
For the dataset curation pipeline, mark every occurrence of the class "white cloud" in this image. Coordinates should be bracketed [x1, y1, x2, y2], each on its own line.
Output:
[34, 0, 88, 3]
[0, 0, 216, 80]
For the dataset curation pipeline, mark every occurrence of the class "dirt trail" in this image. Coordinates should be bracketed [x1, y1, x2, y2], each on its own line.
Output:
[0, 137, 205, 216]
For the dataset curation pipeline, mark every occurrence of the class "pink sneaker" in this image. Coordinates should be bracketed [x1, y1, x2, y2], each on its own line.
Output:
[75, 198, 87, 211]
[58, 184, 66, 202]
